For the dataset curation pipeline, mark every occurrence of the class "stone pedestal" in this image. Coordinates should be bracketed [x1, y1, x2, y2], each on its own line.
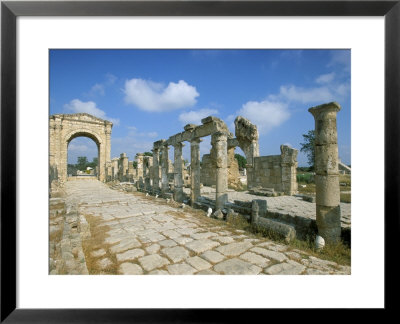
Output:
[309, 102, 341, 244]
[173, 143, 184, 202]
[190, 138, 202, 206]
[212, 132, 228, 210]
[152, 148, 160, 190]
[161, 145, 169, 193]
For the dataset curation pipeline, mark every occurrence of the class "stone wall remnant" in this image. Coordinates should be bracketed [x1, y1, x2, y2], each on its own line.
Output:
[309, 102, 341, 244]
[247, 145, 298, 195]
[234, 116, 260, 167]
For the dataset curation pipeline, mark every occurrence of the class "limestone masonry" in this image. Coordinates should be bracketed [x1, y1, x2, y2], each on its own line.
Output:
[49, 102, 348, 274]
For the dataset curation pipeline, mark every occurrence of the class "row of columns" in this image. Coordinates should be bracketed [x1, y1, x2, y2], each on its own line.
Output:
[149, 132, 229, 210]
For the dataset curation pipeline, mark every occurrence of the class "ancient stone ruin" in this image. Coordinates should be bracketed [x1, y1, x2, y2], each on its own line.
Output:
[49, 113, 112, 183]
[50, 103, 346, 247]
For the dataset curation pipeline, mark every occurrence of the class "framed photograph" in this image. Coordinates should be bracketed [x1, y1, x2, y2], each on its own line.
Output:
[1, 0, 398, 321]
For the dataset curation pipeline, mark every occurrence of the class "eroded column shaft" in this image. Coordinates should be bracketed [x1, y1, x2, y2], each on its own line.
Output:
[173, 143, 184, 202]
[212, 132, 228, 210]
[190, 138, 201, 206]
[136, 153, 144, 179]
[161, 145, 169, 193]
[309, 102, 341, 243]
[152, 148, 160, 191]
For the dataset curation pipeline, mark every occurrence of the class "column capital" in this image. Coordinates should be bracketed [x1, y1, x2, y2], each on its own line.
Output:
[173, 142, 185, 149]
[190, 137, 202, 145]
[308, 102, 341, 118]
[212, 131, 229, 142]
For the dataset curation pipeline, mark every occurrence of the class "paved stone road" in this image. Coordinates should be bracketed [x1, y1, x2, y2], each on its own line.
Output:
[63, 180, 350, 275]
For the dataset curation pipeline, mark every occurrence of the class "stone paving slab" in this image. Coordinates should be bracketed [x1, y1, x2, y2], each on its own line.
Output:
[60, 180, 350, 275]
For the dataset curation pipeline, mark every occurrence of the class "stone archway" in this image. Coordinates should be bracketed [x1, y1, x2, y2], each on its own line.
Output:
[49, 113, 112, 183]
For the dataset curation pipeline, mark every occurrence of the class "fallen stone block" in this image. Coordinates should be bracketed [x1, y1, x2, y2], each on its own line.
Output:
[255, 217, 296, 242]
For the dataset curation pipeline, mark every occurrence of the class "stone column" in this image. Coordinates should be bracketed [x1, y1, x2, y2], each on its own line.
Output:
[190, 138, 202, 206]
[136, 153, 144, 179]
[152, 148, 160, 191]
[119, 153, 128, 181]
[161, 144, 169, 193]
[173, 142, 184, 202]
[212, 132, 228, 210]
[309, 102, 341, 244]
[111, 158, 119, 181]
[104, 124, 112, 182]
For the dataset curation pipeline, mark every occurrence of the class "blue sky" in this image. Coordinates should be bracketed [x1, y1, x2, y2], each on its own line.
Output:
[49, 49, 351, 166]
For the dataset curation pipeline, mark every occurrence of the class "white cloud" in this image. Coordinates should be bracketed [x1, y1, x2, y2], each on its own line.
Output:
[64, 99, 120, 126]
[178, 108, 218, 125]
[316, 72, 335, 84]
[275, 85, 334, 104]
[237, 100, 290, 134]
[127, 126, 158, 138]
[105, 73, 117, 85]
[124, 78, 199, 112]
[328, 50, 351, 67]
[68, 143, 89, 152]
[88, 83, 105, 96]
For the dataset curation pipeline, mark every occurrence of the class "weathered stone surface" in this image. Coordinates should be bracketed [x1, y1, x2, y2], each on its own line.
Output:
[138, 254, 170, 272]
[239, 252, 270, 267]
[162, 229, 181, 239]
[145, 244, 160, 254]
[200, 250, 225, 263]
[119, 263, 143, 275]
[185, 239, 220, 254]
[161, 246, 190, 263]
[57, 179, 350, 276]
[191, 232, 217, 240]
[186, 256, 212, 271]
[255, 217, 296, 242]
[213, 236, 235, 244]
[309, 102, 341, 244]
[214, 258, 261, 275]
[197, 269, 218, 275]
[167, 263, 197, 275]
[159, 239, 178, 248]
[173, 236, 193, 245]
[97, 258, 113, 269]
[110, 238, 141, 254]
[148, 269, 169, 275]
[116, 249, 145, 262]
[264, 260, 305, 275]
[250, 247, 288, 262]
[216, 242, 253, 257]
[91, 249, 106, 258]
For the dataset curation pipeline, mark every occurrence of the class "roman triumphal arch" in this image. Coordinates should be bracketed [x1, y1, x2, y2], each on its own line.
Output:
[49, 113, 112, 182]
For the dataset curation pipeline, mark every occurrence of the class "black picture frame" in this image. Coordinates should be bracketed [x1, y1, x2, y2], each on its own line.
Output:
[1, 0, 398, 322]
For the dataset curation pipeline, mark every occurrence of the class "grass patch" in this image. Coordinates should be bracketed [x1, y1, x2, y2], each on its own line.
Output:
[340, 192, 351, 203]
[81, 214, 119, 275]
[225, 212, 351, 266]
[297, 173, 314, 184]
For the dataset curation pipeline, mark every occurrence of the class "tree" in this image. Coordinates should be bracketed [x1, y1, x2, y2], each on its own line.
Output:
[144, 152, 153, 157]
[77, 156, 88, 171]
[300, 130, 315, 170]
[87, 157, 98, 169]
[234, 154, 247, 170]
